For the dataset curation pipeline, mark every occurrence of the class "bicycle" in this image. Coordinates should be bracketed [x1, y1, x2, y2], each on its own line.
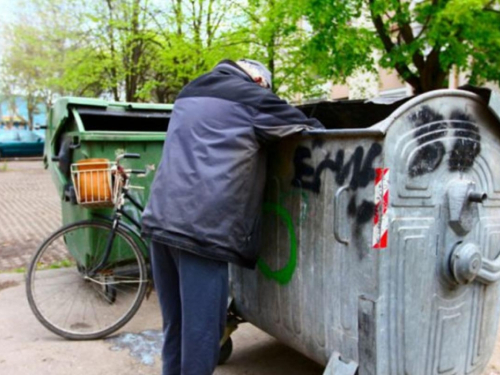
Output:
[26, 153, 150, 340]
[26, 152, 236, 363]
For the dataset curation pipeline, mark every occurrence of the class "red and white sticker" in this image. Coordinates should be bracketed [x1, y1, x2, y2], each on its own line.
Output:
[372, 168, 389, 249]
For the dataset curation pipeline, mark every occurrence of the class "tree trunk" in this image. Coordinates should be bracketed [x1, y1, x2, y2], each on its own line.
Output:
[27, 94, 34, 130]
[106, 0, 120, 101]
[267, 0, 276, 91]
[125, 0, 142, 102]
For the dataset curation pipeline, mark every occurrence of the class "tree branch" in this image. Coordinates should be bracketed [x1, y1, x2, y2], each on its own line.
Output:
[234, 2, 261, 24]
[414, 15, 431, 39]
[206, 0, 215, 45]
[144, 7, 172, 46]
[484, 0, 497, 10]
[369, 0, 421, 91]
[395, 0, 425, 72]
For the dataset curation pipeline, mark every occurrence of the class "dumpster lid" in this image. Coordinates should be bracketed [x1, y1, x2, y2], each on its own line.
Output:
[298, 85, 497, 134]
[77, 108, 171, 119]
[298, 96, 411, 130]
[51, 97, 173, 134]
[76, 107, 170, 132]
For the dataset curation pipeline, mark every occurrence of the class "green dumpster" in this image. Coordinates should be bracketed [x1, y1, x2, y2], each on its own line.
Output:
[44, 97, 172, 264]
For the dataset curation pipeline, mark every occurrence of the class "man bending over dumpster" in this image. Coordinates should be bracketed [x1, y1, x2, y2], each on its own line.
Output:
[141, 59, 324, 375]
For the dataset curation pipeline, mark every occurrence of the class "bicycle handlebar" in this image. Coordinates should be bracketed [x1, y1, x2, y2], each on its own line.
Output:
[130, 169, 147, 175]
[116, 153, 141, 162]
[123, 153, 141, 159]
[114, 154, 149, 180]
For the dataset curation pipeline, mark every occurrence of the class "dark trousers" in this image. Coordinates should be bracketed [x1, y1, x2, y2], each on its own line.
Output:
[150, 241, 229, 375]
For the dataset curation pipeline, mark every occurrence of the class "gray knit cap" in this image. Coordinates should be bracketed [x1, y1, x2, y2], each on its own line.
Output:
[238, 59, 272, 89]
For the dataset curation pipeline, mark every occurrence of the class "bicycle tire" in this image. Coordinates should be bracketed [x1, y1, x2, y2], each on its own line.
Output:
[26, 220, 148, 340]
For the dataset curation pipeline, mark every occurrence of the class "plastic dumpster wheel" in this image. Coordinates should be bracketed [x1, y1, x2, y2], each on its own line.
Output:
[26, 220, 148, 340]
[218, 337, 233, 365]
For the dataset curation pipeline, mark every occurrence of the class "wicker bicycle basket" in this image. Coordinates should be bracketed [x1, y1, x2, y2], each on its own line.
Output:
[71, 159, 120, 208]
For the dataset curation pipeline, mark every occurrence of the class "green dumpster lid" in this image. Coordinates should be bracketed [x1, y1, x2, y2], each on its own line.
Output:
[51, 96, 174, 133]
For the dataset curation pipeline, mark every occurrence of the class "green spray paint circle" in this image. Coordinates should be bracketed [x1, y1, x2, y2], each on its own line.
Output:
[257, 203, 297, 285]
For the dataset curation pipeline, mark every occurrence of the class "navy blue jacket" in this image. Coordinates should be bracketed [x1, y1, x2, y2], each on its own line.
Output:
[141, 60, 323, 268]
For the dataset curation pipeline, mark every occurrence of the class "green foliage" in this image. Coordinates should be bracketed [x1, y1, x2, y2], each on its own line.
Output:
[1, 0, 329, 103]
[300, 0, 379, 80]
[238, 0, 330, 100]
[0, 0, 99, 118]
[1, 0, 499, 102]
[301, 0, 500, 93]
[0, 266, 25, 274]
[135, 1, 248, 102]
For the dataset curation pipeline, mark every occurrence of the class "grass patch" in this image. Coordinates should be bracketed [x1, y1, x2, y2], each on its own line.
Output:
[1, 259, 77, 274]
[0, 266, 26, 274]
[36, 259, 75, 270]
[0, 161, 8, 172]
[0, 259, 75, 275]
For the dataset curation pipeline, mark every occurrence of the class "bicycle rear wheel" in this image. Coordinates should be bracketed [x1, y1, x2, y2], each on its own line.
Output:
[26, 220, 148, 340]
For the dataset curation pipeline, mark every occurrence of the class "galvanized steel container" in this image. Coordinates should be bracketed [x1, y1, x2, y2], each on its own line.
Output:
[230, 88, 500, 375]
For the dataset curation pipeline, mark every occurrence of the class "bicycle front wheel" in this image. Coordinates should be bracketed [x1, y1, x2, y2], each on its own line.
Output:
[26, 220, 148, 340]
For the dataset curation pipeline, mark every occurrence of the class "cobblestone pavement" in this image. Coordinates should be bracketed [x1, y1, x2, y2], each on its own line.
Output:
[0, 160, 61, 271]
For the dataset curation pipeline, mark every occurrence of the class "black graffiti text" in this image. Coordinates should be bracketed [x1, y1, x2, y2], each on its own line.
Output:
[292, 143, 383, 194]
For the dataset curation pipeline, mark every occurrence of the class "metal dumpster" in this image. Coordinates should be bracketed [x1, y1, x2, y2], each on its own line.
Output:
[44, 97, 172, 262]
[230, 88, 500, 375]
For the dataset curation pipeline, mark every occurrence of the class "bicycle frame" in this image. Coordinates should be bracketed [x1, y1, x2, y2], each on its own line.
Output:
[88, 174, 146, 276]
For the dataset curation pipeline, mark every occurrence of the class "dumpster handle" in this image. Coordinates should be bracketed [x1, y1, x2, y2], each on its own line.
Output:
[334, 186, 350, 245]
[477, 254, 500, 284]
[449, 241, 500, 285]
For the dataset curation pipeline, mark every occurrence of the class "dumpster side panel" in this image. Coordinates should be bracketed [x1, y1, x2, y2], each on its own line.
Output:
[380, 93, 500, 375]
[60, 138, 164, 262]
[231, 134, 385, 366]
[230, 91, 500, 375]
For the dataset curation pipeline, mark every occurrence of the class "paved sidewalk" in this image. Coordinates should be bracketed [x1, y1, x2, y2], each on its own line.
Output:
[1, 161, 500, 375]
[0, 160, 61, 271]
[0, 272, 499, 375]
[0, 160, 325, 375]
[0, 273, 324, 375]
